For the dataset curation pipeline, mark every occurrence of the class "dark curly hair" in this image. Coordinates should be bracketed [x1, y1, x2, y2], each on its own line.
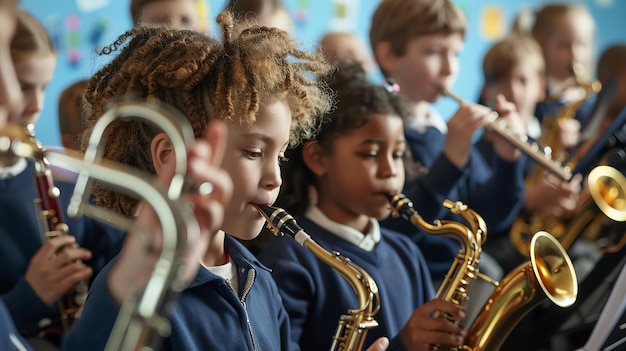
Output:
[82, 10, 334, 217]
[277, 60, 410, 217]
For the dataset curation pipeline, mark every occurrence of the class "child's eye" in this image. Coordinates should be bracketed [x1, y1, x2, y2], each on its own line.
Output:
[359, 152, 377, 158]
[243, 149, 262, 159]
[393, 151, 406, 159]
[278, 155, 289, 164]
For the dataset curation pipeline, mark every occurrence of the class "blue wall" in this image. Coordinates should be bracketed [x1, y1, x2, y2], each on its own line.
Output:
[20, 0, 626, 147]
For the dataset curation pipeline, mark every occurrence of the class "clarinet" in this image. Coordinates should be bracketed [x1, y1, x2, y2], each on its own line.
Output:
[26, 125, 89, 332]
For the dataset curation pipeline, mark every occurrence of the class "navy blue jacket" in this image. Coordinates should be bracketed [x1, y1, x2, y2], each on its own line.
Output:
[63, 235, 296, 351]
[0, 300, 33, 350]
[0, 160, 125, 334]
[381, 126, 525, 280]
[259, 217, 435, 351]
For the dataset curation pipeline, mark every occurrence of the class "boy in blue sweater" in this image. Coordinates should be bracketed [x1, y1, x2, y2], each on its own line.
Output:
[369, 0, 526, 282]
[259, 62, 466, 351]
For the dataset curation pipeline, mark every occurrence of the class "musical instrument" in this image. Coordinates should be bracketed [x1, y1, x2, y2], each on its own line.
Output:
[0, 123, 89, 332]
[387, 193, 578, 351]
[441, 88, 572, 181]
[0, 99, 201, 351]
[255, 204, 380, 351]
[557, 165, 626, 253]
[507, 65, 604, 256]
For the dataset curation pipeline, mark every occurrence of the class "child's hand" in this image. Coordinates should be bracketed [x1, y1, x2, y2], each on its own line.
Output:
[524, 173, 582, 217]
[25, 235, 93, 305]
[366, 337, 390, 351]
[399, 298, 466, 351]
[108, 121, 232, 305]
[556, 118, 581, 149]
[489, 94, 525, 162]
[444, 103, 492, 168]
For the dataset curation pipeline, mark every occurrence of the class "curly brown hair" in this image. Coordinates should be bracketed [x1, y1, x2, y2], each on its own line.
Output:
[83, 10, 333, 217]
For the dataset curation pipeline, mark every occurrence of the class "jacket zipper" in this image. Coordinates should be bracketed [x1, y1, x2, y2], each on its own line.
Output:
[227, 268, 258, 351]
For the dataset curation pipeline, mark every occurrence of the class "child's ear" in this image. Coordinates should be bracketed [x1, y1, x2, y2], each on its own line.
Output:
[150, 132, 175, 177]
[302, 141, 328, 177]
[374, 41, 397, 74]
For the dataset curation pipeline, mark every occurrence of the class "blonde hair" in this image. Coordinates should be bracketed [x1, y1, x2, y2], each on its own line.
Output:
[83, 11, 333, 217]
[528, 4, 594, 47]
[370, 0, 465, 61]
[482, 35, 545, 84]
[10, 9, 55, 59]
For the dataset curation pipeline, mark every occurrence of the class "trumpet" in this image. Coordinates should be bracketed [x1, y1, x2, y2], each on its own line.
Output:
[255, 204, 380, 351]
[441, 88, 573, 181]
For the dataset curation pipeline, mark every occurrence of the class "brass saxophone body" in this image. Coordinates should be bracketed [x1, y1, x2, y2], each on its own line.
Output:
[255, 204, 380, 351]
[510, 65, 605, 256]
[387, 193, 578, 351]
[1, 124, 88, 332]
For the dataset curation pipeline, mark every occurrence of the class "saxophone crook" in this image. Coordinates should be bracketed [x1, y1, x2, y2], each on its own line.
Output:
[255, 204, 380, 351]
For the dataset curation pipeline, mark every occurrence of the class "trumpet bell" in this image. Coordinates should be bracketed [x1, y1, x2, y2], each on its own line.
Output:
[588, 165, 626, 222]
[531, 231, 578, 308]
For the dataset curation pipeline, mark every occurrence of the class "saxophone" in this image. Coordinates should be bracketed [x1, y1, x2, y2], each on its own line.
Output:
[510, 64, 603, 256]
[387, 193, 578, 351]
[255, 204, 380, 351]
[1, 123, 88, 332]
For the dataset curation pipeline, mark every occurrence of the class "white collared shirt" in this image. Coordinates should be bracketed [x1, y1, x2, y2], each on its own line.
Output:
[304, 206, 381, 251]
[0, 158, 27, 179]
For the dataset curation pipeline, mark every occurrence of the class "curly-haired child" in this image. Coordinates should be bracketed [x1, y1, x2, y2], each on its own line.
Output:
[259, 61, 466, 350]
[61, 11, 396, 351]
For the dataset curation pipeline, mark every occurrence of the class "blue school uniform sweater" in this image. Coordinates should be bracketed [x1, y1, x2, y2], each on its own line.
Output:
[63, 235, 296, 351]
[259, 217, 435, 351]
[0, 160, 125, 334]
[381, 126, 525, 280]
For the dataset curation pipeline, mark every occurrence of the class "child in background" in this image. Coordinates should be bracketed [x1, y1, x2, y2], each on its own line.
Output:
[259, 61, 466, 351]
[57, 79, 87, 151]
[525, 3, 597, 148]
[0, 9, 125, 349]
[595, 44, 626, 130]
[369, 0, 526, 283]
[129, 0, 201, 32]
[319, 31, 375, 73]
[225, 0, 291, 32]
[61, 11, 345, 350]
[477, 35, 582, 273]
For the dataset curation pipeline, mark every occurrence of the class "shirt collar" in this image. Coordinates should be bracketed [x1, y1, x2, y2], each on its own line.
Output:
[0, 157, 28, 179]
[304, 206, 381, 251]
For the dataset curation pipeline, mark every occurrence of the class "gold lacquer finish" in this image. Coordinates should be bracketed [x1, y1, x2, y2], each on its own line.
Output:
[510, 64, 605, 256]
[255, 204, 380, 351]
[464, 232, 577, 351]
[387, 193, 578, 351]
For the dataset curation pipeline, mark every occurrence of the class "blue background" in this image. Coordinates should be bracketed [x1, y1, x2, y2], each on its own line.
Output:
[19, 0, 626, 147]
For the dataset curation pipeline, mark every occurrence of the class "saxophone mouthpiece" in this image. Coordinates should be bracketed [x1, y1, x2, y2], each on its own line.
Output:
[253, 204, 303, 239]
